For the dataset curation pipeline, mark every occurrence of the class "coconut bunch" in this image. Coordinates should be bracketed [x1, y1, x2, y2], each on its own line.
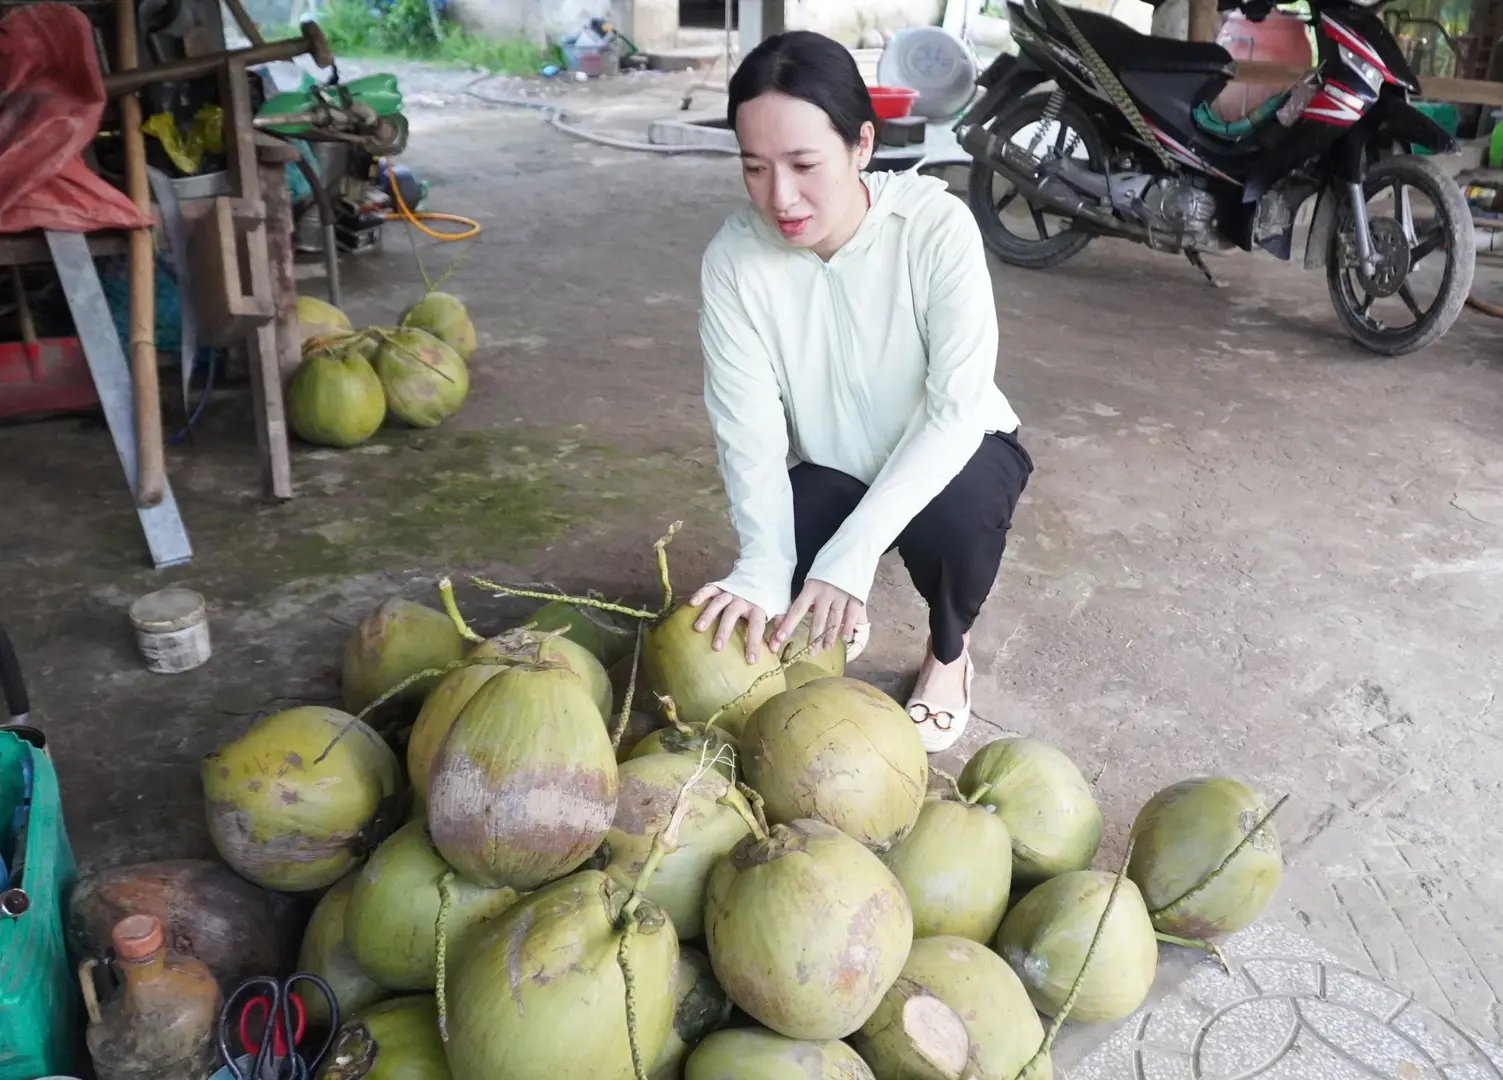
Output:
[196, 524, 1288, 1080]
[286, 291, 476, 450]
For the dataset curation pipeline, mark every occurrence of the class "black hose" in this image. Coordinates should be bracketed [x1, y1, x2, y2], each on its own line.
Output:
[293, 155, 343, 309]
[0, 628, 29, 723]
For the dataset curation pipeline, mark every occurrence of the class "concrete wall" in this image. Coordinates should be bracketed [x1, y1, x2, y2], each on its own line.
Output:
[616, 0, 678, 50]
[446, 0, 621, 42]
[445, 0, 1149, 50]
[783, 0, 943, 44]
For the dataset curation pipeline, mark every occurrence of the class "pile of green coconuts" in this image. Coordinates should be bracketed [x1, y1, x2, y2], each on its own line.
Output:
[199, 529, 1286, 1080]
[284, 292, 475, 449]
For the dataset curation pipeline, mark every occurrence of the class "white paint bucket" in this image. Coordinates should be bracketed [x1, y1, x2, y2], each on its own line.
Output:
[129, 588, 211, 674]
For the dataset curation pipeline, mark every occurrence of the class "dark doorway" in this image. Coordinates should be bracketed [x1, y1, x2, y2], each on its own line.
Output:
[680, 0, 738, 29]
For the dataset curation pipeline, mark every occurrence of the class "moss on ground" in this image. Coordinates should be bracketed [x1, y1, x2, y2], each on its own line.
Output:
[183, 423, 721, 589]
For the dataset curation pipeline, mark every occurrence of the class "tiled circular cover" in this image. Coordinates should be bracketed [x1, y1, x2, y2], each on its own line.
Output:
[1122, 958, 1502, 1080]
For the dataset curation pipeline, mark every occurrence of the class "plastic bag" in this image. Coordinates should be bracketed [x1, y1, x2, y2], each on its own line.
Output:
[0, 3, 154, 234]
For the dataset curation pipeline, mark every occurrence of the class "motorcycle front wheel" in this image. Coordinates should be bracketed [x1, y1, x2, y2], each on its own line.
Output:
[967, 93, 1108, 270]
[1326, 153, 1476, 356]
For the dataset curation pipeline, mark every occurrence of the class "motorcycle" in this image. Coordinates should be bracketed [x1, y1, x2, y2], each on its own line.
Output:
[954, 0, 1476, 355]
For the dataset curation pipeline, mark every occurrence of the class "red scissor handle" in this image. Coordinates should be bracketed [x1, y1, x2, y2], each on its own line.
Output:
[238, 992, 306, 1057]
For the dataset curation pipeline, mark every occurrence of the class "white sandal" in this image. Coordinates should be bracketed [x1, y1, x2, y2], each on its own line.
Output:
[907, 649, 974, 755]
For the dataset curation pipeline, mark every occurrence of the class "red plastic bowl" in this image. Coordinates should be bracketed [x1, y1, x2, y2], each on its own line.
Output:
[868, 85, 919, 121]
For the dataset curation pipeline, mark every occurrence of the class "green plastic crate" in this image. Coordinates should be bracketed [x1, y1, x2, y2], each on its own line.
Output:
[0, 731, 80, 1080]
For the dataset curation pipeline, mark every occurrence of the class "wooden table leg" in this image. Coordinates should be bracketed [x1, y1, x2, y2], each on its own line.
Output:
[258, 157, 303, 386]
[116, 0, 167, 509]
[248, 320, 294, 501]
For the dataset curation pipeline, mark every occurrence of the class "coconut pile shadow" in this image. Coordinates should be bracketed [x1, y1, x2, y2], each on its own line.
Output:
[80, 521, 1288, 1080]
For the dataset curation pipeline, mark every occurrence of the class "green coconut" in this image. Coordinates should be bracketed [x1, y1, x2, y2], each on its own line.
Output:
[852, 935, 1051, 1080]
[427, 662, 619, 889]
[202, 706, 402, 892]
[297, 874, 389, 1028]
[995, 870, 1158, 1023]
[704, 819, 912, 1041]
[685, 1028, 876, 1080]
[604, 754, 753, 939]
[320, 995, 451, 1080]
[627, 726, 739, 782]
[777, 617, 846, 679]
[741, 678, 927, 852]
[957, 738, 1102, 884]
[881, 798, 1012, 943]
[649, 946, 733, 1080]
[286, 342, 387, 449]
[445, 870, 678, 1080]
[525, 599, 638, 669]
[344, 819, 519, 991]
[642, 603, 785, 739]
[298, 294, 353, 346]
[407, 628, 613, 809]
[783, 661, 834, 691]
[374, 327, 469, 429]
[400, 291, 477, 360]
[1127, 777, 1283, 939]
[342, 598, 467, 719]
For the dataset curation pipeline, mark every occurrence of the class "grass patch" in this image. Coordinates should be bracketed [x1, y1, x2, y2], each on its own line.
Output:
[317, 0, 562, 74]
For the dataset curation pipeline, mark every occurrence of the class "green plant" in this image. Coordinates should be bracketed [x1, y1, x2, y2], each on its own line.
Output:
[317, 0, 555, 73]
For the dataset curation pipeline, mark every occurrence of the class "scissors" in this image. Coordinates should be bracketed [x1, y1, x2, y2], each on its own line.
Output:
[217, 973, 339, 1080]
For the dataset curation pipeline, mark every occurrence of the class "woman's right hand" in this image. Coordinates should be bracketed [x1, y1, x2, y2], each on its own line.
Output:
[689, 585, 770, 664]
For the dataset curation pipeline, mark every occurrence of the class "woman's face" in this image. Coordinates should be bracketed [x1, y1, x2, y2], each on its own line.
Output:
[735, 90, 874, 258]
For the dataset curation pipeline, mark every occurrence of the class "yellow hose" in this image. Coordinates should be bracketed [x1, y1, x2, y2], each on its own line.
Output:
[381, 156, 482, 242]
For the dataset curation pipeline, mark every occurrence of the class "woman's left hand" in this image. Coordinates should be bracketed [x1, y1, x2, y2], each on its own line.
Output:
[770, 579, 865, 656]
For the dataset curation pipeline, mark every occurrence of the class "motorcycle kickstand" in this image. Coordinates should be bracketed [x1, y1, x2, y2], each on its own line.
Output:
[1185, 249, 1225, 289]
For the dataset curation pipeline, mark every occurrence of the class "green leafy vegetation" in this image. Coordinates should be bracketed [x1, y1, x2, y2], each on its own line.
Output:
[318, 0, 562, 73]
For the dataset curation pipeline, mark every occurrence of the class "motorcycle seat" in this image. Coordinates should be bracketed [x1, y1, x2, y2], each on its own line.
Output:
[1039, 3, 1235, 76]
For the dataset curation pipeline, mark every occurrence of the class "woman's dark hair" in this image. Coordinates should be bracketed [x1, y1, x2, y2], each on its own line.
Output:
[727, 30, 878, 148]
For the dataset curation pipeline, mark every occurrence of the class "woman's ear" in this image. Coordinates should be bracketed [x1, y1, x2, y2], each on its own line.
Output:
[857, 120, 876, 169]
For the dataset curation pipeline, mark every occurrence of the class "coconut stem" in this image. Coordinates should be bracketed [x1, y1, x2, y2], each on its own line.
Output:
[520, 588, 634, 640]
[1155, 932, 1231, 973]
[624, 840, 672, 923]
[963, 781, 994, 806]
[623, 756, 709, 922]
[655, 694, 695, 735]
[701, 659, 789, 733]
[616, 915, 651, 1080]
[471, 578, 661, 621]
[611, 623, 645, 751]
[1015, 840, 1137, 1079]
[653, 521, 682, 616]
[435, 869, 455, 1042]
[1148, 793, 1291, 921]
[314, 654, 529, 765]
[437, 577, 487, 643]
[737, 783, 770, 836]
[722, 792, 765, 841]
[931, 767, 966, 802]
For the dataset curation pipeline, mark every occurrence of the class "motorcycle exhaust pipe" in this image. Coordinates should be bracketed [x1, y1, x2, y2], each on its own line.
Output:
[959, 123, 1148, 242]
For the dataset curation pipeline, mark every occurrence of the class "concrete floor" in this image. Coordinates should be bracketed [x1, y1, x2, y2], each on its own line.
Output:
[2, 69, 1500, 1068]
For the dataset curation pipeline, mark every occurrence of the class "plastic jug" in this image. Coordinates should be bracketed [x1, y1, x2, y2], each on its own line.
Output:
[80, 914, 223, 1080]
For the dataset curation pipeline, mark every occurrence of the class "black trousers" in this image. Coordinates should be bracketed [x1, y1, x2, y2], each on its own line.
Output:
[791, 430, 1034, 665]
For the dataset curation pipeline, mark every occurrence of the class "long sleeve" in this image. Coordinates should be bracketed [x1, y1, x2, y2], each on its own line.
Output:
[805, 200, 1001, 603]
[699, 245, 799, 618]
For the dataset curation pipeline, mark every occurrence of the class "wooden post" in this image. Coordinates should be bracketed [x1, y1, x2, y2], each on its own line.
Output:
[256, 142, 304, 387]
[1188, 0, 1220, 42]
[116, 0, 167, 509]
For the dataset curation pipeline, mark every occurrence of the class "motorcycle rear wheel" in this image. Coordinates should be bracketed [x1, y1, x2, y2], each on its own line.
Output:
[967, 93, 1107, 270]
[1326, 153, 1475, 356]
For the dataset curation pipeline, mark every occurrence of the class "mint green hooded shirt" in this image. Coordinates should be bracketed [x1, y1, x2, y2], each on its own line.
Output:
[699, 169, 1021, 618]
